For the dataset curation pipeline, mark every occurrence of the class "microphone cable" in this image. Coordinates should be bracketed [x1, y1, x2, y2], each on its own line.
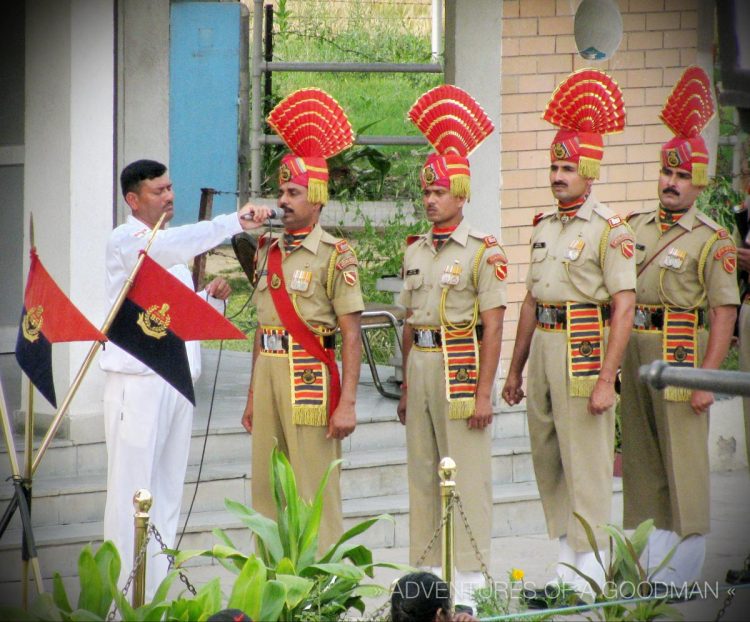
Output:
[175, 223, 276, 551]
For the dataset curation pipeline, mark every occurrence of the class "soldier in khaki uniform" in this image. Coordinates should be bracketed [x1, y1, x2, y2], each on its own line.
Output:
[502, 70, 635, 599]
[621, 67, 739, 588]
[397, 85, 505, 605]
[240, 89, 364, 551]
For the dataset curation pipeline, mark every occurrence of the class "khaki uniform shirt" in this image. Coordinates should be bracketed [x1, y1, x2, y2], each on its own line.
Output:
[627, 204, 739, 309]
[252, 224, 364, 328]
[527, 193, 636, 303]
[399, 219, 508, 323]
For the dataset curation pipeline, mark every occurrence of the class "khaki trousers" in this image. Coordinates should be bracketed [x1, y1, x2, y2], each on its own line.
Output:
[406, 349, 492, 571]
[251, 353, 343, 551]
[620, 330, 710, 536]
[739, 302, 750, 467]
[526, 329, 615, 552]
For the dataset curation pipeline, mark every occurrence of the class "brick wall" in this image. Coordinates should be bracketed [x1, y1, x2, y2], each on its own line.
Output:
[499, 0, 700, 371]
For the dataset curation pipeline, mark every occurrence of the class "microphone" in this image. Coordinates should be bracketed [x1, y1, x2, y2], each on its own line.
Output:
[241, 207, 284, 221]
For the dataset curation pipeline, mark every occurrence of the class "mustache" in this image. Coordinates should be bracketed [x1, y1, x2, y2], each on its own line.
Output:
[552, 182, 567, 188]
[662, 187, 679, 196]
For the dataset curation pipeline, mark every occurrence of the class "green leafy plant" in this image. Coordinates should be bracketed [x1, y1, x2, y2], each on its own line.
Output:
[696, 176, 744, 232]
[175, 447, 407, 621]
[0, 540, 177, 622]
[559, 513, 683, 621]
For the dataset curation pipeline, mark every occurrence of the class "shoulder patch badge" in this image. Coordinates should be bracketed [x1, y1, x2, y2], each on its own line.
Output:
[715, 245, 737, 273]
[335, 240, 350, 254]
[336, 256, 358, 270]
[607, 216, 623, 228]
[343, 270, 358, 286]
[717, 229, 729, 240]
[483, 235, 498, 248]
[487, 252, 507, 265]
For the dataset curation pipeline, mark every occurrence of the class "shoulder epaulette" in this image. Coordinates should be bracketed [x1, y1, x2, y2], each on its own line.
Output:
[406, 234, 422, 246]
[695, 211, 723, 232]
[532, 212, 544, 227]
[335, 239, 351, 254]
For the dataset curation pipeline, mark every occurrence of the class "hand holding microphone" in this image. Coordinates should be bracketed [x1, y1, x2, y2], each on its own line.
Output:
[238, 203, 284, 230]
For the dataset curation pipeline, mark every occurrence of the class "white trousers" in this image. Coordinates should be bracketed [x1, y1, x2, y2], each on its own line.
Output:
[641, 528, 706, 585]
[103, 372, 193, 600]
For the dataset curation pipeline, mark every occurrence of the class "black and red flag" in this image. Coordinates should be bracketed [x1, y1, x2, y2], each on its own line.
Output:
[107, 252, 246, 405]
[15, 248, 107, 407]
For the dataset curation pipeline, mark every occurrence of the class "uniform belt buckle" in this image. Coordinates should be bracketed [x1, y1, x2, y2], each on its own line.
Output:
[417, 329, 437, 348]
[539, 307, 553, 325]
[264, 334, 284, 351]
[634, 308, 649, 329]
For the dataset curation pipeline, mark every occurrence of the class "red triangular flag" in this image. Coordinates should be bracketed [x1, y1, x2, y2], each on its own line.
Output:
[107, 253, 246, 404]
[16, 248, 107, 407]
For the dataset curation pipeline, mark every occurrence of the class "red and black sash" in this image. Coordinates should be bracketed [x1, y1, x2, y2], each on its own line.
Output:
[267, 242, 341, 419]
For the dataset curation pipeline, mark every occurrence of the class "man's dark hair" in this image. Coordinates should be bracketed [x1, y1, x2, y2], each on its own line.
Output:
[391, 572, 451, 622]
[120, 159, 167, 197]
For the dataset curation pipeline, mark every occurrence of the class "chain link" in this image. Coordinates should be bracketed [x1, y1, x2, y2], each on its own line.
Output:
[151, 523, 197, 595]
[107, 528, 151, 621]
[715, 551, 750, 621]
[454, 495, 495, 586]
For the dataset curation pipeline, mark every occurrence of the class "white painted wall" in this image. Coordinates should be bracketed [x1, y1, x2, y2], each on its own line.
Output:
[117, 0, 170, 223]
[24, 0, 114, 424]
[444, 0, 502, 239]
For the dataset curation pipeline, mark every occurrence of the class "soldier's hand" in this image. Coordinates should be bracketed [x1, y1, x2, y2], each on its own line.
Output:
[501, 373, 524, 406]
[588, 378, 616, 415]
[468, 394, 493, 429]
[205, 277, 231, 300]
[690, 389, 714, 415]
[238, 203, 274, 229]
[327, 403, 356, 440]
[397, 391, 407, 425]
[241, 397, 254, 434]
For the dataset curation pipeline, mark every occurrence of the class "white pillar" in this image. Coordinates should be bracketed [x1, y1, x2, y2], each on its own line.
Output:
[444, 0, 502, 236]
[25, 0, 114, 432]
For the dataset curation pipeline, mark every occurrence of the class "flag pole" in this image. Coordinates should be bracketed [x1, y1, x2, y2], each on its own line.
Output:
[22, 213, 36, 607]
[0, 377, 45, 595]
[31, 212, 167, 475]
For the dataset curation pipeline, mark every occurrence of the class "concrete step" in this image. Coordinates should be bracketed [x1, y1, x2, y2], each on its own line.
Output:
[0, 437, 534, 530]
[0, 478, 624, 582]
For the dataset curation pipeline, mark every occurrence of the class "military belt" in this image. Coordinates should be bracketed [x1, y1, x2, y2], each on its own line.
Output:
[633, 305, 706, 331]
[535, 302, 611, 330]
[260, 326, 335, 352]
[413, 325, 483, 349]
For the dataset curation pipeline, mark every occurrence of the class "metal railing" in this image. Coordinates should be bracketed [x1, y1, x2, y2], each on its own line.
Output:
[249, 0, 443, 197]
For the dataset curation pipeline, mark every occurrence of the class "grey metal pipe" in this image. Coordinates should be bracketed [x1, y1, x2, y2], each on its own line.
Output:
[264, 61, 443, 73]
[250, 0, 263, 197]
[639, 360, 750, 397]
[260, 134, 427, 146]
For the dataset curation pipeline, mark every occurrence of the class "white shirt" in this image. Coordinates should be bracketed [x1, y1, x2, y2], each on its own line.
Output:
[99, 213, 243, 378]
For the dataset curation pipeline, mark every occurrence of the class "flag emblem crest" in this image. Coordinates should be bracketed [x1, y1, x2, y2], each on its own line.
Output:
[137, 303, 171, 339]
[22, 306, 44, 343]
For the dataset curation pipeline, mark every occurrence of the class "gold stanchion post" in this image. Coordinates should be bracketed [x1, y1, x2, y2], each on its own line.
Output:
[439, 457, 456, 607]
[131, 489, 153, 609]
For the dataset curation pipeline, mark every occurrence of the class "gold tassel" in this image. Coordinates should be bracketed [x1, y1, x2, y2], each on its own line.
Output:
[292, 405, 328, 426]
[691, 163, 708, 187]
[569, 376, 598, 398]
[450, 175, 471, 200]
[448, 397, 475, 420]
[665, 386, 692, 402]
[577, 156, 601, 180]
[307, 178, 329, 205]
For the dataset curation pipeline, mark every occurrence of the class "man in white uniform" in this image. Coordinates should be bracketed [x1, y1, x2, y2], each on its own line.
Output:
[100, 159, 268, 597]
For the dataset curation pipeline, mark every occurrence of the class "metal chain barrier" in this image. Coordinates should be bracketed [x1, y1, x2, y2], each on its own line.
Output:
[365, 498, 456, 622]
[151, 523, 197, 595]
[715, 551, 750, 621]
[454, 494, 495, 586]
[107, 529, 151, 621]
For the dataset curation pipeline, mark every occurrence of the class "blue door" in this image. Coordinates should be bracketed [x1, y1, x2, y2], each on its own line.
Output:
[170, 2, 244, 225]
